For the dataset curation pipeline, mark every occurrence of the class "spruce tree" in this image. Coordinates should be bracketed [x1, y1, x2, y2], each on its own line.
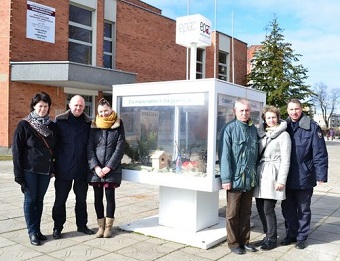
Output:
[247, 17, 314, 118]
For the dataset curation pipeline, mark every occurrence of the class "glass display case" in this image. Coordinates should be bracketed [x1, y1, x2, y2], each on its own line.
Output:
[113, 78, 266, 248]
[112, 78, 266, 192]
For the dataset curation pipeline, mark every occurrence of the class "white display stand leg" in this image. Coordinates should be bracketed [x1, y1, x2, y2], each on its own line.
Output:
[119, 186, 227, 249]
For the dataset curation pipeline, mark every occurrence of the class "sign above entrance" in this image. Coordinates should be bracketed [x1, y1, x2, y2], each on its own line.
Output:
[176, 14, 212, 48]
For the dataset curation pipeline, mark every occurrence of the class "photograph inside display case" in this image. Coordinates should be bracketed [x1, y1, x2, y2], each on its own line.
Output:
[118, 91, 263, 178]
[119, 92, 209, 177]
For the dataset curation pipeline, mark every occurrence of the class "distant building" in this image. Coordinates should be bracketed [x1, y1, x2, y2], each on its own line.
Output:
[0, 0, 248, 149]
[313, 113, 340, 129]
[247, 45, 263, 75]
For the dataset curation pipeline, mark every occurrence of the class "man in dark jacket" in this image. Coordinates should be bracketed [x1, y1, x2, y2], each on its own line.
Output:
[52, 95, 94, 239]
[281, 99, 328, 249]
[218, 98, 258, 255]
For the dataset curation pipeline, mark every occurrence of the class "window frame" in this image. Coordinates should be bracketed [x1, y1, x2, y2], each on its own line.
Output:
[68, 4, 96, 65]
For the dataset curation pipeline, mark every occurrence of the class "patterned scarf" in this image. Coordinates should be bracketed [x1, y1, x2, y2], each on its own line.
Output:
[95, 111, 117, 129]
[24, 111, 52, 137]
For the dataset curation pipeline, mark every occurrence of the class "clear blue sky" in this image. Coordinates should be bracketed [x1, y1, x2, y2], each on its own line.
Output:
[143, 0, 340, 89]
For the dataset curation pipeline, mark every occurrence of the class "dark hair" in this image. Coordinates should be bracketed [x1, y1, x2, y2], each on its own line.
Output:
[98, 98, 111, 107]
[30, 92, 52, 114]
[287, 98, 302, 107]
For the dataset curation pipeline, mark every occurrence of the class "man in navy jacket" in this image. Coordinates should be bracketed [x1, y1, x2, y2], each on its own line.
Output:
[281, 99, 328, 249]
[52, 95, 94, 239]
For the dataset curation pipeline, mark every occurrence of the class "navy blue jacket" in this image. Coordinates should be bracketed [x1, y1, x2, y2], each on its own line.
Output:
[87, 119, 125, 184]
[286, 114, 328, 189]
[55, 110, 92, 181]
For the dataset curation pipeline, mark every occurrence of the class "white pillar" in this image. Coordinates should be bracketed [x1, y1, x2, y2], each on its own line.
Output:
[190, 43, 197, 80]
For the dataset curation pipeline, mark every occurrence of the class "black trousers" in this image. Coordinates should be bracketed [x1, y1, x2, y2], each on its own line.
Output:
[255, 198, 277, 241]
[281, 188, 313, 241]
[52, 179, 89, 231]
[93, 186, 116, 219]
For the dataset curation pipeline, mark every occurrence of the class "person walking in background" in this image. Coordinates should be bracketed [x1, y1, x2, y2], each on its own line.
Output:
[218, 98, 258, 255]
[87, 98, 125, 238]
[52, 95, 94, 239]
[254, 105, 291, 250]
[12, 92, 57, 246]
[281, 98, 328, 249]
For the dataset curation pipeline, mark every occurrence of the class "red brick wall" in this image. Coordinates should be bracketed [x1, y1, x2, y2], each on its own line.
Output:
[232, 39, 248, 86]
[10, 0, 69, 61]
[3, 0, 70, 147]
[0, 0, 248, 148]
[247, 45, 262, 74]
[0, 0, 11, 147]
[122, 0, 162, 14]
[202, 32, 247, 86]
[116, 0, 187, 82]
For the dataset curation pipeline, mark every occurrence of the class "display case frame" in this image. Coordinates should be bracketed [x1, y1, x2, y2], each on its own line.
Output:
[113, 78, 266, 249]
[112, 78, 266, 192]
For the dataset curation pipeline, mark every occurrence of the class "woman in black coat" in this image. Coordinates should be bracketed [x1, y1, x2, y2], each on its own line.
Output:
[12, 92, 57, 246]
[87, 98, 125, 238]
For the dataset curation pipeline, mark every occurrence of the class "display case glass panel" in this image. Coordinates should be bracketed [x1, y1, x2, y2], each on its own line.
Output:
[118, 92, 209, 177]
[112, 79, 266, 192]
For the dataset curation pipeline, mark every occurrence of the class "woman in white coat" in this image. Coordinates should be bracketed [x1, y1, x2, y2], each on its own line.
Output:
[254, 105, 291, 250]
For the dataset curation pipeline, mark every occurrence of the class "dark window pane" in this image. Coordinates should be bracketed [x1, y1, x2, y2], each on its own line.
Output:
[218, 65, 226, 74]
[68, 42, 92, 64]
[69, 5, 92, 26]
[197, 49, 203, 61]
[104, 40, 112, 52]
[103, 54, 112, 69]
[69, 25, 92, 43]
[196, 63, 202, 72]
[196, 73, 202, 79]
[219, 52, 226, 63]
[104, 23, 112, 38]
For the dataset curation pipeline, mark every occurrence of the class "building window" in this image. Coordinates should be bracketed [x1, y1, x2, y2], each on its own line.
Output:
[103, 21, 115, 69]
[196, 48, 205, 79]
[68, 5, 93, 65]
[218, 52, 228, 81]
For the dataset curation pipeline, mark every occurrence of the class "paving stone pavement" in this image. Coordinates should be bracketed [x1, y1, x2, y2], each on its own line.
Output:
[1, 141, 340, 261]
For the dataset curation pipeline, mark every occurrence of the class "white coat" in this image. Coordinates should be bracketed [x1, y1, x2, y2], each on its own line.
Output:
[253, 120, 291, 200]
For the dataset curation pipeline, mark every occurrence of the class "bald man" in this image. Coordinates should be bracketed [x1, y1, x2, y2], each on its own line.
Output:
[52, 95, 94, 239]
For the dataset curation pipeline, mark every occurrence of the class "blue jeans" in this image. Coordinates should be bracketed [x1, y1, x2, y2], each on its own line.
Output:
[23, 171, 50, 235]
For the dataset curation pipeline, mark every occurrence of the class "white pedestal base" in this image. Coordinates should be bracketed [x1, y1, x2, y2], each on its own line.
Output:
[119, 186, 226, 249]
[119, 215, 227, 249]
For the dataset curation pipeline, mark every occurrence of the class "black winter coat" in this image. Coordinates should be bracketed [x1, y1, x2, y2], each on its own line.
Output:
[12, 119, 57, 179]
[55, 110, 92, 181]
[87, 119, 125, 184]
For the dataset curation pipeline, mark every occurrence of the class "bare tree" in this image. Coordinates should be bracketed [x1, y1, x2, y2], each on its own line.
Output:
[313, 82, 340, 128]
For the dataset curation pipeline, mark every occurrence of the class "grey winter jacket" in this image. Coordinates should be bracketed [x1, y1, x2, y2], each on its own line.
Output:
[87, 119, 125, 184]
[254, 120, 291, 200]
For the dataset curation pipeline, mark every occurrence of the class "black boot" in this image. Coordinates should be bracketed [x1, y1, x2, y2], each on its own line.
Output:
[260, 239, 277, 250]
[29, 233, 40, 246]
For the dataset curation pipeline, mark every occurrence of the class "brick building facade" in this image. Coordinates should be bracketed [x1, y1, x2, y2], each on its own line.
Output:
[0, 0, 248, 149]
